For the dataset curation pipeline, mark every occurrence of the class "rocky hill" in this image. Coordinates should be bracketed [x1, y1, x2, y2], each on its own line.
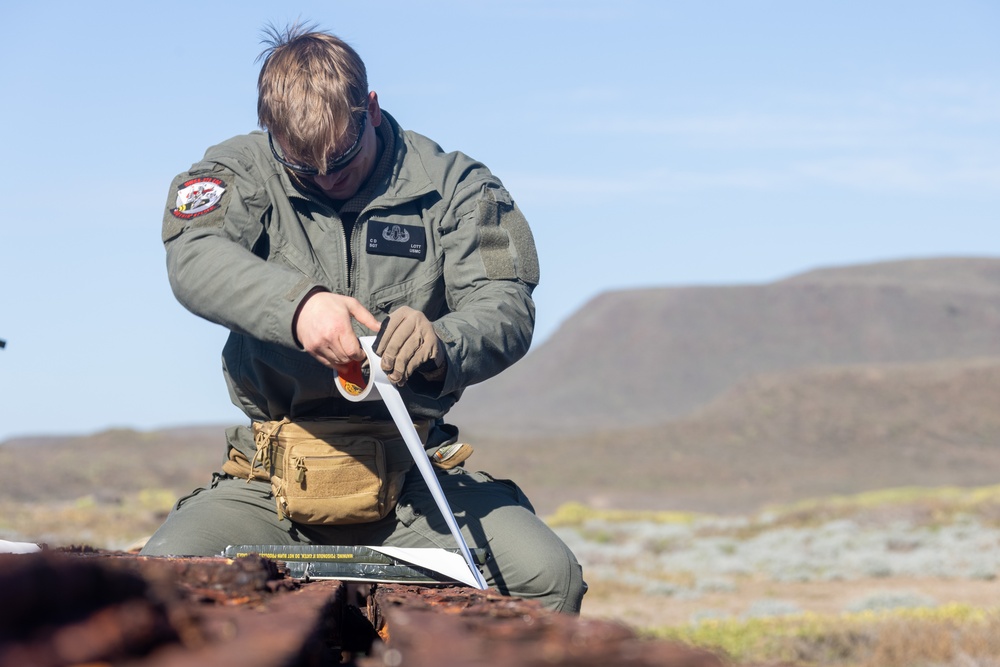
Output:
[468, 356, 1000, 514]
[450, 257, 1000, 438]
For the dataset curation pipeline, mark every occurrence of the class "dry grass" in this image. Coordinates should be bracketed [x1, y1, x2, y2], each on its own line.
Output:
[544, 501, 705, 528]
[760, 485, 1000, 527]
[0, 490, 177, 551]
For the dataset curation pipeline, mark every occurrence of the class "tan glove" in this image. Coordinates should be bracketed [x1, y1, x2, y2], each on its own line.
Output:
[375, 306, 446, 386]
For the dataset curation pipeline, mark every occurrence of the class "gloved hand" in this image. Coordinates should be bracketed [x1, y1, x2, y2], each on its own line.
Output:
[375, 306, 446, 386]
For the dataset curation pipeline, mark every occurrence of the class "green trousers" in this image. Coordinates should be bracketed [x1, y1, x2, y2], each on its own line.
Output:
[140, 460, 586, 613]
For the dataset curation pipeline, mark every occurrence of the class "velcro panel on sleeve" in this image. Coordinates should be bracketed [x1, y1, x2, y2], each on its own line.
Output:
[162, 168, 233, 243]
[476, 186, 540, 286]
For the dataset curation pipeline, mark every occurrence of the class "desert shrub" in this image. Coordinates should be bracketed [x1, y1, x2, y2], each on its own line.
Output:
[743, 598, 804, 618]
[653, 604, 1000, 667]
[845, 589, 937, 613]
[695, 576, 738, 594]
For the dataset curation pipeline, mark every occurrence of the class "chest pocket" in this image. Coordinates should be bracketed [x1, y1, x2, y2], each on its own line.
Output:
[362, 200, 445, 318]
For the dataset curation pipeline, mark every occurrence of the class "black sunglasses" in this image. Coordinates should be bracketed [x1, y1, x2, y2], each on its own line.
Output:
[268, 111, 368, 176]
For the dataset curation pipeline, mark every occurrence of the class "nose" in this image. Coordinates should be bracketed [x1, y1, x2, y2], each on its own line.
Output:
[313, 172, 344, 189]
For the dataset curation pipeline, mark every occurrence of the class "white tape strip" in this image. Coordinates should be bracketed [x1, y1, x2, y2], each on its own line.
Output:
[0, 539, 40, 554]
[357, 336, 489, 590]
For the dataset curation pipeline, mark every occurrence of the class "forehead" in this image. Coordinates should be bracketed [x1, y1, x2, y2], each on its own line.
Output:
[281, 115, 363, 160]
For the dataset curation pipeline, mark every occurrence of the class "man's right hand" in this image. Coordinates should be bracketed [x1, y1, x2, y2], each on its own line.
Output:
[294, 290, 381, 370]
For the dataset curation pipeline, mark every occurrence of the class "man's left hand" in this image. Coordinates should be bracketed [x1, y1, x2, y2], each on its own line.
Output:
[375, 307, 445, 386]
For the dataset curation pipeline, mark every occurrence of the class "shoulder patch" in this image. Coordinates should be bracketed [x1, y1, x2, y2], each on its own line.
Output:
[171, 177, 227, 220]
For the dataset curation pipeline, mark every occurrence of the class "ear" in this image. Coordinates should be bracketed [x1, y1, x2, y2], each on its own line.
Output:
[368, 91, 382, 127]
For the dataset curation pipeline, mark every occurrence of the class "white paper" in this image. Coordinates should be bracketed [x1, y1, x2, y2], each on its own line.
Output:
[359, 336, 489, 590]
[0, 539, 41, 554]
[369, 546, 483, 589]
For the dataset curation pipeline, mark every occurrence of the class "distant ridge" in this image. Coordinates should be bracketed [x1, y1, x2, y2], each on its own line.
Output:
[450, 256, 1000, 437]
[470, 356, 1000, 514]
[782, 256, 1000, 292]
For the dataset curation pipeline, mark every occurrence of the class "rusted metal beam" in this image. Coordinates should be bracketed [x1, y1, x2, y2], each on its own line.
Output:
[0, 551, 344, 667]
[0, 550, 727, 667]
[362, 584, 725, 667]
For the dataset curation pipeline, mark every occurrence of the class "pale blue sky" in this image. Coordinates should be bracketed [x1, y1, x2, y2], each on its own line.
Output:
[1, 1, 998, 442]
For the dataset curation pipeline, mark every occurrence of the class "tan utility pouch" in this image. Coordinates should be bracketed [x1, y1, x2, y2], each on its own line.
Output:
[247, 418, 425, 525]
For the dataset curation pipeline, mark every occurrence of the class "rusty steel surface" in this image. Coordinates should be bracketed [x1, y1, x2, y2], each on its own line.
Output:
[361, 585, 725, 667]
[0, 550, 344, 667]
[0, 550, 727, 667]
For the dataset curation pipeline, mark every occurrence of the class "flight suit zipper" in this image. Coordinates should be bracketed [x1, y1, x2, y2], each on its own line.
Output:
[352, 204, 389, 308]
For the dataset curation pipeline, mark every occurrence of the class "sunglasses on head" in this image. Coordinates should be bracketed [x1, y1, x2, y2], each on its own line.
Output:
[268, 111, 368, 176]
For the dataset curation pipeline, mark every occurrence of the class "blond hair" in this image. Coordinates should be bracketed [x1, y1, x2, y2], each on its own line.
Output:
[257, 23, 368, 172]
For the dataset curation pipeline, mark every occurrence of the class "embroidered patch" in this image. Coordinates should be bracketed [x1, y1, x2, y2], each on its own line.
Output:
[171, 177, 227, 220]
[366, 221, 426, 261]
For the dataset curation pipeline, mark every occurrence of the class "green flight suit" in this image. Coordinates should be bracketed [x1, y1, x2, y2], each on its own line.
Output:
[141, 111, 586, 613]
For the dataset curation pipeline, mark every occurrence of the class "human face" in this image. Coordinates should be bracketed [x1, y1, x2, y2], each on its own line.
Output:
[274, 94, 382, 200]
[269, 111, 366, 176]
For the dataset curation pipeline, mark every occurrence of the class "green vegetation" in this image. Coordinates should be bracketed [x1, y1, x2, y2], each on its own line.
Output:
[753, 484, 1000, 533]
[548, 484, 1000, 533]
[545, 501, 705, 528]
[653, 604, 1000, 667]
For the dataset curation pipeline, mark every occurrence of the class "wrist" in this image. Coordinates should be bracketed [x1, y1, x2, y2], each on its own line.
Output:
[292, 286, 329, 348]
